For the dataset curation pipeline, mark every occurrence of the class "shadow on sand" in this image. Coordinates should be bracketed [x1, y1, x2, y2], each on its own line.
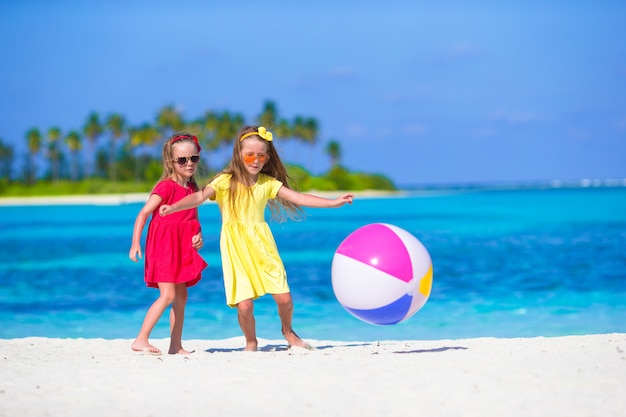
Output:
[204, 343, 468, 354]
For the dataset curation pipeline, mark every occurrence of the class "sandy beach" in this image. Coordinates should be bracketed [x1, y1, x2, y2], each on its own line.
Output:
[0, 193, 150, 206]
[1, 334, 625, 416]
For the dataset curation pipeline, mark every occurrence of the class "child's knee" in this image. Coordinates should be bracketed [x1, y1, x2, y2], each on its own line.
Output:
[237, 299, 254, 315]
[273, 293, 293, 306]
[158, 290, 176, 304]
[175, 292, 188, 304]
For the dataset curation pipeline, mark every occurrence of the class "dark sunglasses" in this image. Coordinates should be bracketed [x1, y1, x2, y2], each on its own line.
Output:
[173, 155, 200, 165]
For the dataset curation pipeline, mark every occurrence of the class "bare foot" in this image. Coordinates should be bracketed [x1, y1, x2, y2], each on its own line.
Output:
[131, 340, 161, 355]
[169, 347, 194, 355]
[282, 329, 315, 350]
[244, 341, 258, 352]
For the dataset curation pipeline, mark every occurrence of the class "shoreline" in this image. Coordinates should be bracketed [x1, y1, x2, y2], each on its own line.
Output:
[3, 181, 626, 207]
[0, 193, 150, 206]
[0, 190, 406, 207]
[1, 333, 625, 416]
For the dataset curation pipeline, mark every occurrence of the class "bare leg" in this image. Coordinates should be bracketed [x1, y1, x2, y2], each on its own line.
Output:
[237, 299, 257, 351]
[131, 283, 176, 354]
[168, 284, 191, 354]
[273, 292, 310, 349]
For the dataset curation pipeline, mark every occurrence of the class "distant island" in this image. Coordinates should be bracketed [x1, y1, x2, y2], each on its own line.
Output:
[0, 100, 396, 197]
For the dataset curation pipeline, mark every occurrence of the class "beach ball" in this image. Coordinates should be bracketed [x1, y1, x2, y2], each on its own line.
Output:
[331, 223, 433, 325]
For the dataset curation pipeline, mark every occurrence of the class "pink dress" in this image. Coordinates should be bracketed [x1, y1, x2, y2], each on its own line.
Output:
[144, 179, 208, 288]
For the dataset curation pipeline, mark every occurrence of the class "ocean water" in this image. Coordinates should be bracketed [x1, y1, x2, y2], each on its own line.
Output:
[1, 186, 625, 342]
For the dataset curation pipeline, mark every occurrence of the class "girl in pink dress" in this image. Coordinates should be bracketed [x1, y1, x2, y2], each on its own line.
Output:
[129, 133, 208, 355]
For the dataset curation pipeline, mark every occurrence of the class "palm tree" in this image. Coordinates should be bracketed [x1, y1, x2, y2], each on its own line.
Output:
[257, 100, 278, 129]
[200, 110, 221, 150]
[325, 140, 342, 167]
[46, 127, 62, 182]
[83, 112, 103, 177]
[198, 111, 225, 172]
[104, 113, 126, 181]
[199, 110, 244, 172]
[291, 116, 319, 144]
[217, 111, 244, 145]
[64, 130, 82, 181]
[130, 123, 161, 149]
[129, 123, 160, 182]
[0, 139, 14, 181]
[274, 118, 292, 139]
[182, 119, 203, 140]
[300, 117, 319, 145]
[156, 105, 184, 143]
[291, 116, 320, 168]
[25, 128, 43, 185]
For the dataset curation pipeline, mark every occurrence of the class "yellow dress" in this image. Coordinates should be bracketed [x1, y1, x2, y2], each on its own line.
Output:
[208, 173, 289, 306]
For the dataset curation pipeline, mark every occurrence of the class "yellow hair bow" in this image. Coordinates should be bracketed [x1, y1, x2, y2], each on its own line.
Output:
[240, 126, 273, 142]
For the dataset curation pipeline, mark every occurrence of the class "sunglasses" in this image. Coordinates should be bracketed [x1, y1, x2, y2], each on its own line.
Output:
[243, 152, 269, 165]
[173, 155, 200, 165]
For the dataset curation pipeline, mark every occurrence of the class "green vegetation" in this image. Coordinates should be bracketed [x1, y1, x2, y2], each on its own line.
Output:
[286, 164, 395, 193]
[0, 165, 395, 197]
[0, 100, 396, 197]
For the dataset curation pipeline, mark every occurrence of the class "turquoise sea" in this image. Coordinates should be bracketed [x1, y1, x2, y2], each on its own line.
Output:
[1, 185, 625, 342]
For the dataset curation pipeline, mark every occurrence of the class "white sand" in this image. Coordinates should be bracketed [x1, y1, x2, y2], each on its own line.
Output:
[0, 193, 149, 206]
[1, 334, 625, 417]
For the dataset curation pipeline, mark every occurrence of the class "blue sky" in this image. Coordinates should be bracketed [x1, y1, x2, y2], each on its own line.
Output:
[1, 0, 625, 187]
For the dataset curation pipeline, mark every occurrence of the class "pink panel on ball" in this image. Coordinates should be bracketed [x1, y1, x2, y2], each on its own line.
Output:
[336, 223, 413, 282]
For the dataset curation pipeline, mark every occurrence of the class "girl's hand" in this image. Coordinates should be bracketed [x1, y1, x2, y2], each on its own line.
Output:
[160, 204, 173, 216]
[192, 234, 203, 250]
[335, 193, 354, 206]
[129, 244, 142, 262]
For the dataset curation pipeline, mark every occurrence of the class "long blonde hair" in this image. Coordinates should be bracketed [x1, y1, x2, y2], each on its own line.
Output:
[221, 125, 303, 222]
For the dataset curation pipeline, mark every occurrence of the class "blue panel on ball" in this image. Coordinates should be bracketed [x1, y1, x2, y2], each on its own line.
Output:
[344, 293, 413, 325]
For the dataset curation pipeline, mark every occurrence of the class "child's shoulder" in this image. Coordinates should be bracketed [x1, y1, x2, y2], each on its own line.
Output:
[152, 178, 174, 192]
[150, 179, 178, 201]
[208, 172, 232, 188]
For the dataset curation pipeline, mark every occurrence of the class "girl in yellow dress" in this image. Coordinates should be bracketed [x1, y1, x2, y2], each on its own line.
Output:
[160, 125, 354, 351]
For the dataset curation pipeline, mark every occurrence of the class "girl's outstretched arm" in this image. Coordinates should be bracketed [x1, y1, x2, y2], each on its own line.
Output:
[160, 186, 215, 216]
[277, 187, 354, 208]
